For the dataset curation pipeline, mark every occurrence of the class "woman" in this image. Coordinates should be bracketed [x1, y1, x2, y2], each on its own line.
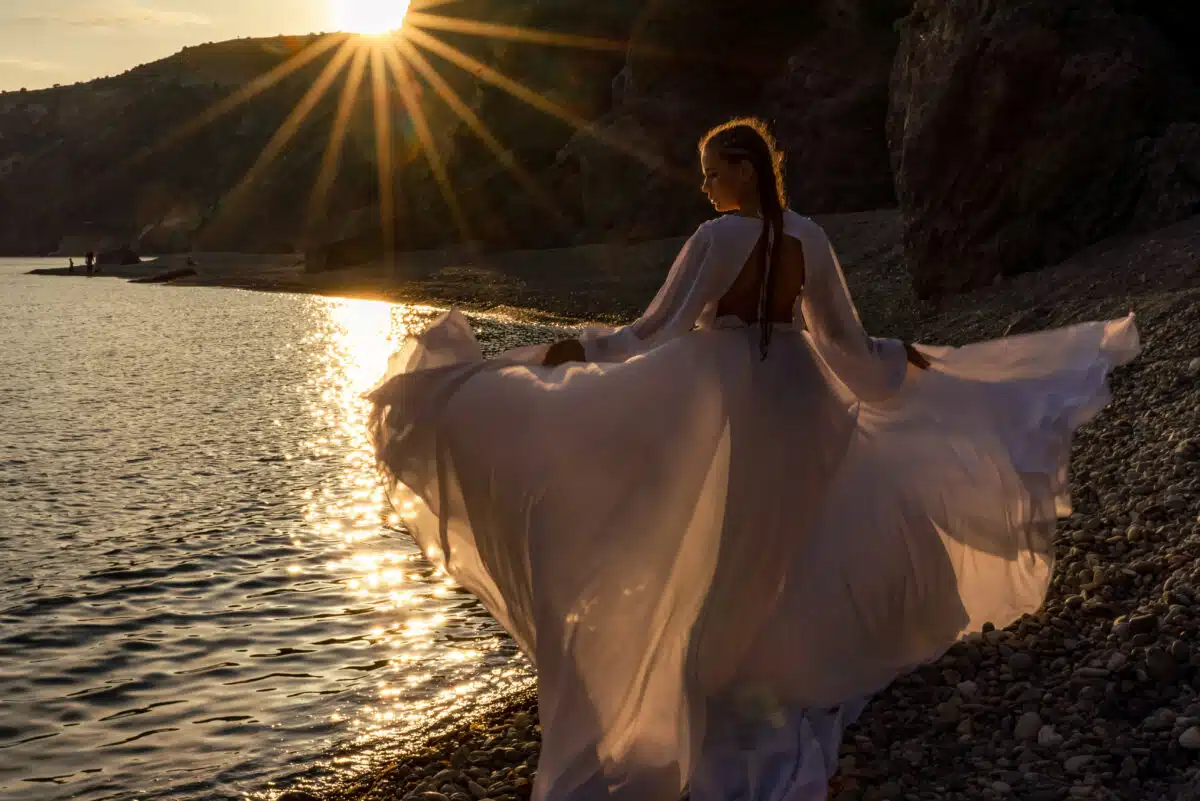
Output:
[368, 119, 1138, 801]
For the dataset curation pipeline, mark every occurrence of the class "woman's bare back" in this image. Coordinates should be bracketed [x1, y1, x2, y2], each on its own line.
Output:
[715, 233, 806, 324]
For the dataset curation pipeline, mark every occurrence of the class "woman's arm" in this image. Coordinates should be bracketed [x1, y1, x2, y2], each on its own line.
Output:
[543, 338, 586, 367]
[541, 225, 721, 367]
[798, 217, 923, 399]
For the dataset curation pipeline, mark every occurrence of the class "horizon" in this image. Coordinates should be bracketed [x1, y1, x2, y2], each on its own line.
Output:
[0, 1, 358, 91]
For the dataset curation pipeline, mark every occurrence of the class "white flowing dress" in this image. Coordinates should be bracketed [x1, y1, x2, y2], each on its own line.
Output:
[367, 211, 1139, 801]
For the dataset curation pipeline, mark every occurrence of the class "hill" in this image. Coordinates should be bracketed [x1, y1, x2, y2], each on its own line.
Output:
[4, 0, 1200, 298]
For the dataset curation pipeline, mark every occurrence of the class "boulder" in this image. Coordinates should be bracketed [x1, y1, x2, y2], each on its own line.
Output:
[96, 246, 141, 266]
[889, 0, 1200, 299]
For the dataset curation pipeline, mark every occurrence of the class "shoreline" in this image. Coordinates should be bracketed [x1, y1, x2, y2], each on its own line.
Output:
[312, 692, 541, 801]
[22, 210, 910, 330]
[28, 212, 1200, 800]
[26, 253, 632, 329]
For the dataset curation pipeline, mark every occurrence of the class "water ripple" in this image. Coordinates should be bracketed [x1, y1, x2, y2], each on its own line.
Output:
[0, 261, 565, 801]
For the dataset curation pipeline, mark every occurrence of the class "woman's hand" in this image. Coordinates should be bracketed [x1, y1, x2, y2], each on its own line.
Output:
[904, 342, 931, 370]
[543, 338, 586, 367]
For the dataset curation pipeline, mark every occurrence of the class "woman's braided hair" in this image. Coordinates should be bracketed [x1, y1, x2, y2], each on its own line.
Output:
[699, 118, 787, 358]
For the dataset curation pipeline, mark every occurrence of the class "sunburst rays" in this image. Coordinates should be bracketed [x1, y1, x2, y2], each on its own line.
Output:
[129, 9, 666, 259]
[125, 33, 350, 171]
[216, 40, 359, 220]
[404, 26, 664, 172]
[393, 37, 568, 228]
[404, 12, 628, 53]
[378, 44, 472, 245]
[308, 45, 371, 231]
[368, 44, 397, 263]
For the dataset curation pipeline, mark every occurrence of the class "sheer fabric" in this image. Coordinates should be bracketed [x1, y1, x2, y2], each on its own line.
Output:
[579, 212, 908, 402]
[367, 212, 1138, 801]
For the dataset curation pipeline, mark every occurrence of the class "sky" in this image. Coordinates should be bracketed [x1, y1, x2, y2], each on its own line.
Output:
[0, 1, 342, 91]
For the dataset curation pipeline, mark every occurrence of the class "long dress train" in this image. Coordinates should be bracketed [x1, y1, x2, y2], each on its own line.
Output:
[367, 211, 1139, 801]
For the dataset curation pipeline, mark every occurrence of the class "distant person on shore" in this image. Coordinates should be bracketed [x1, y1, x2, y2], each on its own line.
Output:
[85, 251, 94, 276]
[365, 118, 1140, 801]
[68, 258, 74, 274]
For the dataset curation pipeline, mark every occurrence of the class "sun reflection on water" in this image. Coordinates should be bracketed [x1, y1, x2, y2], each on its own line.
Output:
[291, 298, 531, 765]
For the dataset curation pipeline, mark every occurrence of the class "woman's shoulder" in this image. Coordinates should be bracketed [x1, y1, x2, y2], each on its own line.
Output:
[695, 213, 760, 238]
[693, 211, 824, 242]
[688, 215, 747, 249]
[696, 214, 745, 233]
[782, 210, 828, 242]
[782, 208, 816, 228]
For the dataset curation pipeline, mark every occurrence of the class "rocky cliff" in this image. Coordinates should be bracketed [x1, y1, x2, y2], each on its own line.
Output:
[550, 0, 910, 243]
[890, 0, 1200, 298]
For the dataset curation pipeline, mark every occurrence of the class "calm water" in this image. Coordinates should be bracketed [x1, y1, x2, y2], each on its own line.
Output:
[0, 260, 561, 801]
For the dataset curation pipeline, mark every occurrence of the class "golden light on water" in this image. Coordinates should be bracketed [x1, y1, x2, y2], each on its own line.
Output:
[324, 297, 400, 391]
[290, 298, 532, 753]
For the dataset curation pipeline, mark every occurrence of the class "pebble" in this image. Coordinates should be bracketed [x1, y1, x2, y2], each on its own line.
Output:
[1037, 725, 1063, 747]
[1015, 712, 1042, 740]
[1064, 755, 1092, 773]
[936, 700, 961, 724]
[876, 780, 902, 799]
[1180, 727, 1200, 750]
[1009, 652, 1035, 673]
[1144, 708, 1176, 730]
[1145, 647, 1178, 682]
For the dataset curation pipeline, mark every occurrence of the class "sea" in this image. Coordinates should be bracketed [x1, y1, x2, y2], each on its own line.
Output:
[0, 259, 557, 801]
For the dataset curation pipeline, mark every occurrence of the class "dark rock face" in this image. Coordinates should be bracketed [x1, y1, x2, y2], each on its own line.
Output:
[552, 0, 910, 244]
[766, 4, 902, 214]
[889, 0, 1200, 299]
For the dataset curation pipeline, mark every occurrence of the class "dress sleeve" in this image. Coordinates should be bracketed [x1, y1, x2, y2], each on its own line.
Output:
[580, 225, 718, 363]
[797, 218, 908, 402]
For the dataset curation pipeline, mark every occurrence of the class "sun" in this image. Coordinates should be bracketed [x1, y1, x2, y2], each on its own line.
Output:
[331, 0, 412, 35]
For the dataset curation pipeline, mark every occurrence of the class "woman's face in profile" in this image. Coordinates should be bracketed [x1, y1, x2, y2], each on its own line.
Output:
[701, 147, 752, 213]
